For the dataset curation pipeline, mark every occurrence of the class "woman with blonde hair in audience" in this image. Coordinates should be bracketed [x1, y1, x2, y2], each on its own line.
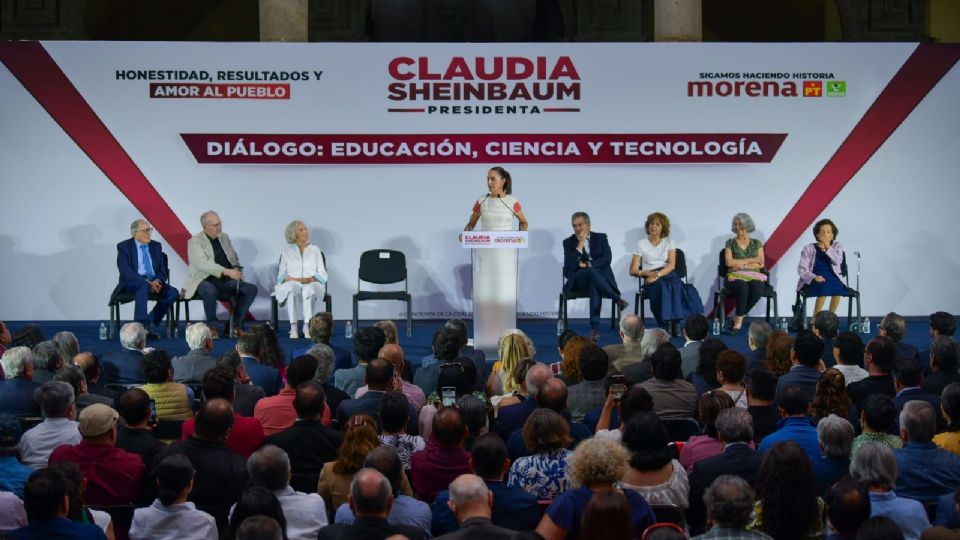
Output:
[373, 320, 398, 345]
[765, 331, 795, 375]
[486, 329, 534, 396]
[536, 438, 656, 540]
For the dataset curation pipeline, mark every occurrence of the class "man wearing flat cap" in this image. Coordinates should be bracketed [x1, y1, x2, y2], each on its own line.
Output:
[48, 403, 145, 505]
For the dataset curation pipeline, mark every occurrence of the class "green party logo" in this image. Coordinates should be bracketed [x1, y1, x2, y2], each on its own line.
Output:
[826, 81, 846, 97]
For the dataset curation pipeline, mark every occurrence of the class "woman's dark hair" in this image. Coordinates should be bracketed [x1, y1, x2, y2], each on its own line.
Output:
[433, 327, 461, 362]
[46, 461, 87, 523]
[811, 368, 852, 422]
[622, 411, 674, 472]
[942, 382, 960, 432]
[249, 324, 285, 370]
[141, 349, 172, 384]
[522, 408, 571, 453]
[696, 338, 728, 385]
[698, 390, 736, 438]
[489, 166, 512, 194]
[756, 441, 820, 540]
[378, 391, 411, 434]
[437, 360, 472, 398]
[156, 454, 195, 506]
[862, 393, 898, 432]
[457, 394, 488, 448]
[226, 486, 289, 540]
[581, 488, 634, 540]
[813, 218, 838, 242]
[456, 355, 479, 391]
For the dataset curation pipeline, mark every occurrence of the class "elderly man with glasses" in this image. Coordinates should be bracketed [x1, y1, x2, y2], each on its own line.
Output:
[110, 218, 179, 339]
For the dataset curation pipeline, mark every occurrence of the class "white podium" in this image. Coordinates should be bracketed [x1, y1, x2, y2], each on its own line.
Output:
[462, 231, 528, 356]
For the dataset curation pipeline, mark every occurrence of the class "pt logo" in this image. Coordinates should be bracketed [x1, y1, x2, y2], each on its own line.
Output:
[803, 81, 823, 97]
[826, 80, 847, 97]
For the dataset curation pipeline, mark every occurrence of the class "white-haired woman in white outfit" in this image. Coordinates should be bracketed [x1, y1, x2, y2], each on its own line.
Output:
[275, 220, 327, 338]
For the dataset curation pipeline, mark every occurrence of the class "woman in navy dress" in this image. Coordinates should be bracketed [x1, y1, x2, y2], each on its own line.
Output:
[796, 218, 846, 314]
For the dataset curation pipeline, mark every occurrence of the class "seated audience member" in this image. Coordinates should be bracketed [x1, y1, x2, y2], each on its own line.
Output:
[679, 315, 709, 377]
[536, 438, 656, 540]
[604, 313, 645, 371]
[694, 475, 768, 540]
[292, 312, 353, 372]
[31, 340, 63, 384]
[745, 320, 773, 372]
[443, 319, 487, 392]
[130, 454, 218, 540]
[812, 414, 854, 495]
[48, 461, 114, 537]
[181, 366, 265, 457]
[318, 468, 425, 540]
[833, 331, 868, 385]
[419, 357, 488, 440]
[0, 347, 42, 417]
[73, 352, 121, 407]
[377, 391, 425, 470]
[620, 411, 690, 509]
[53, 365, 112, 412]
[776, 330, 825, 401]
[139, 349, 193, 420]
[927, 488, 960, 537]
[640, 342, 698, 419]
[622, 328, 671, 383]
[765, 331, 794, 376]
[850, 441, 929, 540]
[857, 516, 907, 540]
[592, 378, 655, 440]
[49, 403, 144, 505]
[374, 320, 399, 346]
[457, 394, 488, 451]
[248, 445, 328, 540]
[7, 468, 107, 540]
[506, 409, 573, 499]
[894, 357, 945, 431]
[217, 352, 266, 417]
[237, 515, 284, 540]
[336, 326, 387, 398]
[880, 312, 919, 362]
[115, 387, 164, 471]
[812, 310, 840, 367]
[255, 355, 319, 436]
[266, 380, 343, 492]
[811, 368, 858, 426]
[151, 398, 250, 531]
[19, 380, 81, 469]
[852, 393, 903, 455]
[337, 358, 418, 435]
[935, 383, 960, 456]
[687, 338, 726, 396]
[435, 474, 530, 540]
[924, 335, 960, 396]
[0, 490, 27, 533]
[334, 446, 432, 536]
[494, 362, 550, 439]
[824, 476, 871, 540]
[305, 342, 351, 417]
[490, 330, 537, 394]
[51, 332, 79, 372]
[752, 441, 825, 540]
[716, 350, 749, 408]
[687, 408, 761, 535]
[171, 322, 218, 383]
[745, 368, 779, 443]
[0, 417, 32, 498]
[567, 344, 608, 422]
[102, 322, 148, 384]
[757, 385, 820, 461]
[224, 486, 288, 540]
[415, 327, 462, 398]
[411, 407, 474, 504]
[680, 390, 737, 472]
[433, 433, 539, 535]
[894, 400, 960, 503]
[848, 336, 898, 411]
[356, 344, 426, 413]
[505, 378, 591, 460]
[237, 331, 282, 397]
[248, 323, 288, 382]
[582, 487, 637, 540]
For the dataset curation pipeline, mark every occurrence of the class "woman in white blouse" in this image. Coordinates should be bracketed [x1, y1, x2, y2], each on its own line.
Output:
[629, 212, 685, 334]
[275, 220, 328, 339]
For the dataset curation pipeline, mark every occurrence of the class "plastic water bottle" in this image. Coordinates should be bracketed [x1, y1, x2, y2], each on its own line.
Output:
[99, 322, 108, 340]
[556, 318, 565, 336]
[345, 321, 353, 339]
[712, 317, 721, 336]
[779, 318, 788, 332]
[861, 317, 871, 335]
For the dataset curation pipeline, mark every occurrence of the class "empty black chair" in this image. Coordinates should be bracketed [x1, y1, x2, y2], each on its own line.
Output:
[108, 253, 176, 339]
[352, 249, 412, 337]
[713, 249, 777, 328]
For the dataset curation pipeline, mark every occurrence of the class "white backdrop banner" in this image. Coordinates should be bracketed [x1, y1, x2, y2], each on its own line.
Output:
[1, 41, 958, 321]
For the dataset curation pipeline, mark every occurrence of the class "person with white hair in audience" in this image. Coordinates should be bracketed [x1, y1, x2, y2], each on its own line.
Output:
[275, 220, 328, 339]
[130, 453, 218, 540]
[623, 327, 671, 383]
[72, 352, 121, 407]
[693, 475, 771, 540]
[745, 321, 773, 371]
[171, 322, 218, 383]
[850, 442, 930, 540]
[248, 445, 328, 540]
[495, 361, 551, 439]
[318, 468, 425, 540]
[31, 340, 63, 384]
[812, 414, 854, 495]
[305, 342, 351, 416]
[18, 380, 81, 468]
[880, 312, 920, 362]
[52, 331, 79, 368]
[102, 322, 148, 384]
[894, 400, 960, 503]
[0, 346, 42, 416]
[603, 313, 646, 371]
[435, 474, 530, 540]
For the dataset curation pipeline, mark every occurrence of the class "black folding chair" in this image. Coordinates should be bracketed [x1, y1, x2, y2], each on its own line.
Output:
[108, 253, 175, 339]
[352, 249, 412, 337]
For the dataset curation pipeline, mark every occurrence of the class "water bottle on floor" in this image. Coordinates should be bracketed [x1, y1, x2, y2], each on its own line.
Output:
[99, 322, 108, 340]
[862, 317, 871, 334]
[712, 317, 721, 336]
[556, 318, 565, 336]
[779, 318, 788, 332]
[345, 321, 353, 339]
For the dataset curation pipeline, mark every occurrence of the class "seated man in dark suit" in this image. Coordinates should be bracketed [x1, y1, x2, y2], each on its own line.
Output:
[110, 219, 179, 338]
[562, 212, 629, 341]
[434, 474, 530, 540]
[745, 368, 779, 444]
[505, 378, 591, 460]
[217, 352, 266, 417]
[236, 332, 282, 397]
[72, 352, 120, 407]
[432, 434, 539, 536]
[0, 347, 42, 417]
[494, 363, 550, 439]
[923, 335, 960, 396]
[687, 407, 762, 535]
[812, 310, 840, 368]
[893, 357, 945, 431]
[101, 322, 147, 384]
[335, 358, 418, 435]
[880, 312, 919, 362]
[318, 468, 424, 540]
[848, 336, 898, 412]
[745, 321, 773, 372]
[894, 400, 960, 504]
[776, 330, 824, 401]
[921, 312, 957, 371]
[172, 322, 218, 383]
[266, 380, 343, 486]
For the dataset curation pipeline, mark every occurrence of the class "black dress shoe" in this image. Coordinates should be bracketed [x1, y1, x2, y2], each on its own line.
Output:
[590, 329, 601, 342]
[616, 298, 629, 311]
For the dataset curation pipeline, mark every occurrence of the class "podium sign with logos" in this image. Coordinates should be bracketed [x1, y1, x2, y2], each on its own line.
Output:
[462, 231, 528, 355]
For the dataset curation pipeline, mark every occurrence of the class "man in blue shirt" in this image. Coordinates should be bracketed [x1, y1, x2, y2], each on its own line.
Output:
[9, 468, 107, 539]
[758, 385, 821, 462]
[776, 330, 824, 401]
[894, 400, 960, 503]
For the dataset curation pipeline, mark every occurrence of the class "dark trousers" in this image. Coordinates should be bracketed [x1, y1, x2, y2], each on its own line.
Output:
[197, 277, 257, 330]
[727, 279, 765, 316]
[565, 268, 619, 329]
[118, 280, 178, 326]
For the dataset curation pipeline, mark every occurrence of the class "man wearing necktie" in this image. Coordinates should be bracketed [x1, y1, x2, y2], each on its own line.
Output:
[110, 219, 179, 339]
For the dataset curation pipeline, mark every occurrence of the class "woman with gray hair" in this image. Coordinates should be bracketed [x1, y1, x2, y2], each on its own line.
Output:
[274, 220, 328, 339]
[724, 212, 767, 334]
[849, 442, 930, 540]
[52, 331, 79, 367]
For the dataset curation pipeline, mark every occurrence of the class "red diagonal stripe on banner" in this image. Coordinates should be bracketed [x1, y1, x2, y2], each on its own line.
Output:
[764, 43, 960, 269]
[0, 41, 192, 263]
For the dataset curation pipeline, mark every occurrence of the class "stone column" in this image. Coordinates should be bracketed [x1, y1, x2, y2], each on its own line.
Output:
[259, 0, 308, 42]
[654, 0, 702, 41]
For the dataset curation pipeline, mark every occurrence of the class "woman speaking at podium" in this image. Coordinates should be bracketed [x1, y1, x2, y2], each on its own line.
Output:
[462, 167, 529, 352]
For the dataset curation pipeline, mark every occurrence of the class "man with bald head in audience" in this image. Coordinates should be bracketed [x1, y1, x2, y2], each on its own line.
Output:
[505, 377, 592, 460]
[495, 362, 551, 439]
[354, 344, 426, 412]
[411, 407, 473, 504]
[72, 352, 120, 407]
[435, 474, 531, 540]
[318, 468, 425, 540]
